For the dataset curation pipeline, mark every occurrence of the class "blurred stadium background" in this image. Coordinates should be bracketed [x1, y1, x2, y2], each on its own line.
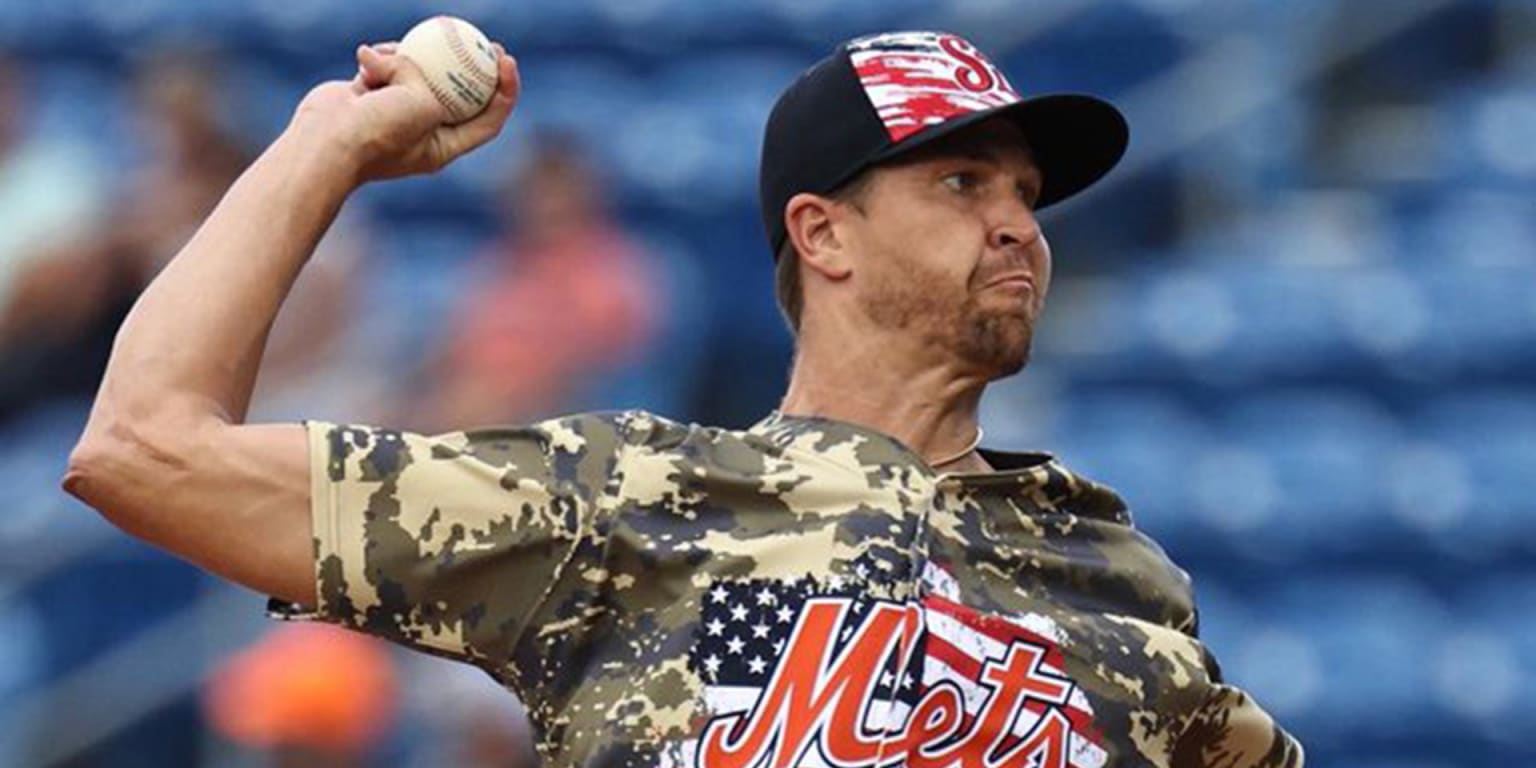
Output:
[1, 0, 1534, 765]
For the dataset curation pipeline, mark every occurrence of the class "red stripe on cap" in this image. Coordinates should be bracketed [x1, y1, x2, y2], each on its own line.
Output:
[850, 32, 1022, 142]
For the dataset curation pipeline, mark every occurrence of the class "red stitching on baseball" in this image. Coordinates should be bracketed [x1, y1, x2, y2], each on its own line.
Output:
[423, 76, 470, 122]
[437, 16, 499, 90]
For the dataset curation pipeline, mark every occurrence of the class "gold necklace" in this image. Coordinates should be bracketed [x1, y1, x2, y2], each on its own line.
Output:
[929, 426, 984, 468]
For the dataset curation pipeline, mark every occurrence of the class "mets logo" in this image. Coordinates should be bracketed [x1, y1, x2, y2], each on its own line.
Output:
[686, 576, 1108, 768]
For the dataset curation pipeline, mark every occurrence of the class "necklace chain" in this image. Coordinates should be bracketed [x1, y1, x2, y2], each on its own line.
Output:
[929, 426, 984, 468]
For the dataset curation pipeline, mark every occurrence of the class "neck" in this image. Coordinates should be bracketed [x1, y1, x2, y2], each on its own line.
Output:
[779, 330, 992, 472]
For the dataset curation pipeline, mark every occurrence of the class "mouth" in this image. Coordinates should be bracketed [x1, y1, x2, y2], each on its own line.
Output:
[982, 274, 1035, 293]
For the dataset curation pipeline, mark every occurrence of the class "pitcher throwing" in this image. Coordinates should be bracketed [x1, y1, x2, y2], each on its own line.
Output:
[65, 28, 1303, 767]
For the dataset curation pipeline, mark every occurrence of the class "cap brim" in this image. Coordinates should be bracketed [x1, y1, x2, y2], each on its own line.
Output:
[870, 93, 1129, 210]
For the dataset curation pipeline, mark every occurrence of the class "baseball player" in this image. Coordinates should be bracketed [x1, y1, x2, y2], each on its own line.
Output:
[65, 30, 1302, 768]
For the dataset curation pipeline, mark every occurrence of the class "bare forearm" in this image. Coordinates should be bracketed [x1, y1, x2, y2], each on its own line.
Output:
[91, 126, 360, 431]
[59, 43, 518, 605]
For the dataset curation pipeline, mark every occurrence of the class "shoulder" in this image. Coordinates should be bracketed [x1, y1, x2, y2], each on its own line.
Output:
[980, 448, 1138, 529]
[586, 411, 774, 453]
[580, 412, 812, 485]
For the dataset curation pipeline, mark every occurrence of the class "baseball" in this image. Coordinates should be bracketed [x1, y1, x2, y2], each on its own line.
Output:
[396, 16, 500, 124]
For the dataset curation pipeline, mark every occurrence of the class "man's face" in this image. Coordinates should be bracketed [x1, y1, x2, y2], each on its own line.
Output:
[840, 118, 1051, 378]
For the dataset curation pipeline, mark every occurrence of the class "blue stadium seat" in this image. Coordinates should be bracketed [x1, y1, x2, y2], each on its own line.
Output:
[1459, 575, 1536, 731]
[1413, 391, 1536, 558]
[760, 0, 932, 46]
[613, 53, 802, 211]
[26, 548, 205, 680]
[218, 61, 312, 148]
[1070, 260, 1420, 387]
[1135, 265, 1250, 376]
[1252, 575, 1449, 741]
[1401, 190, 1536, 269]
[1213, 390, 1404, 562]
[1213, 265, 1363, 382]
[0, 598, 44, 767]
[585, 0, 773, 48]
[1441, 78, 1536, 189]
[1417, 262, 1536, 379]
[997, 2, 1186, 96]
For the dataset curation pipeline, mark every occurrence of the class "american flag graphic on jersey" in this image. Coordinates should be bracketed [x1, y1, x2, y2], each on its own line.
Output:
[848, 31, 1023, 143]
[683, 562, 1109, 768]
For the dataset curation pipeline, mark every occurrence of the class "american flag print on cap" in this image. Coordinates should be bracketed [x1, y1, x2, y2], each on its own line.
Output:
[849, 31, 1024, 143]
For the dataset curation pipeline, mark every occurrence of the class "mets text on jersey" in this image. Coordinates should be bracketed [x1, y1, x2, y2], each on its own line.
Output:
[686, 573, 1108, 768]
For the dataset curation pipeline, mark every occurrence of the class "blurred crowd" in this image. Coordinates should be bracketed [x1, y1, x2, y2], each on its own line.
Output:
[0, 46, 660, 768]
[1, 0, 1534, 766]
[0, 52, 661, 435]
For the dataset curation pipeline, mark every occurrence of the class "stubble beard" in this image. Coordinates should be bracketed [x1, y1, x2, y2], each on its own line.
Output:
[859, 261, 1033, 378]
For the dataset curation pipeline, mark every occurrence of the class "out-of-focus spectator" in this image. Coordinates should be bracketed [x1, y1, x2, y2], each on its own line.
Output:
[204, 624, 399, 767]
[415, 136, 659, 429]
[0, 53, 108, 403]
[0, 49, 364, 425]
[0, 50, 248, 422]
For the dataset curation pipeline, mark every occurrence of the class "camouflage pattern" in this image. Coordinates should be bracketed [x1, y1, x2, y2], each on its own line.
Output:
[277, 410, 1302, 767]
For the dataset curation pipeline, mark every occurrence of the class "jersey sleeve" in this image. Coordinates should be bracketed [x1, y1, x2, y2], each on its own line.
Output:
[1171, 684, 1306, 767]
[282, 412, 630, 668]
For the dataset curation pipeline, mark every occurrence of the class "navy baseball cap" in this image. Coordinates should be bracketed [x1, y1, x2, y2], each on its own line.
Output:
[760, 31, 1129, 256]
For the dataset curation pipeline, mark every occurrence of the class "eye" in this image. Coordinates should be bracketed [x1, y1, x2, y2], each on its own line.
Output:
[941, 171, 977, 194]
[1017, 181, 1041, 209]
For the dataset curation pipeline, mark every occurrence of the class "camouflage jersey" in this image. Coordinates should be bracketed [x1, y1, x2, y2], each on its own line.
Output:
[276, 410, 1303, 768]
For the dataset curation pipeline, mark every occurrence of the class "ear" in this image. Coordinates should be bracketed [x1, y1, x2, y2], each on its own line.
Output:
[784, 192, 852, 281]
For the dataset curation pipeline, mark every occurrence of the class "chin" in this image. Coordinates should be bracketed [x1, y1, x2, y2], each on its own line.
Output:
[991, 346, 1030, 378]
[960, 314, 1033, 377]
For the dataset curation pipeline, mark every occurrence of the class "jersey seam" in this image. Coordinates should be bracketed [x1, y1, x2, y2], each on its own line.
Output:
[499, 412, 635, 691]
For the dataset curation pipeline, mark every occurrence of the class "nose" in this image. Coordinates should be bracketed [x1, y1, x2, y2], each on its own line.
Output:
[988, 202, 1042, 253]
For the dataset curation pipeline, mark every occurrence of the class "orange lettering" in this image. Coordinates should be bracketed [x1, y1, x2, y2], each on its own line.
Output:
[699, 600, 908, 768]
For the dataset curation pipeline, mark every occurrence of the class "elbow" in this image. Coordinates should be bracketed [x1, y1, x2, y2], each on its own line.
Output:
[62, 433, 123, 513]
[60, 458, 88, 502]
[62, 416, 191, 524]
[63, 431, 165, 548]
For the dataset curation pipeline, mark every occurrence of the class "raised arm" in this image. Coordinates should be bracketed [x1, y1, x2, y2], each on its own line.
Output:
[62, 45, 520, 606]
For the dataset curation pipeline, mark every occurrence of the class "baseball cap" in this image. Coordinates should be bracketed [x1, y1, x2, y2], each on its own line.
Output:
[760, 31, 1129, 256]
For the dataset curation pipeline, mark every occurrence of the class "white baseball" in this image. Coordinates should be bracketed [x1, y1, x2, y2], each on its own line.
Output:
[396, 16, 500, 124]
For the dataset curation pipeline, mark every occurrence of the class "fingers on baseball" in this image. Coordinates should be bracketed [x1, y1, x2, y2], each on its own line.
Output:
[355, 43, 417, 91]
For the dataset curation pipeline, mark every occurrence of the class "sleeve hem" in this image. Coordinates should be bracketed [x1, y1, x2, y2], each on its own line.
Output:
[306, 419, 340, 620]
